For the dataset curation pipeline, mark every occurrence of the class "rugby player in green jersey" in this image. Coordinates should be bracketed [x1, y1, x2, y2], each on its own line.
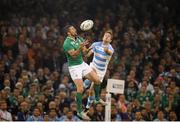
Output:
[63, 25, 104, 120]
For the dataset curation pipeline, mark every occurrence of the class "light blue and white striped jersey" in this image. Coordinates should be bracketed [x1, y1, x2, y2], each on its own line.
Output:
[91, 41, 114, 71]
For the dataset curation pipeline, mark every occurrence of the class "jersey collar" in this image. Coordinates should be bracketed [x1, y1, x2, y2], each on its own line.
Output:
[102, 42, 109, 47]
[67, 36, 76, 42]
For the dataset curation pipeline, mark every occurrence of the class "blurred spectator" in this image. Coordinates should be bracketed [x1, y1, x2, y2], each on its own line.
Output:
[133, 111, 143, 121]
[93, 103, 104, 121]
[154, 110, 167, 121]
[26, 107, 43, 121]
[58, 109, 80, 121]
[125, 81, 138, 102]
[168, 111, 177, 121]
[0, 100, 12, 121]
[17, 101, 29, 121]
[48, 109, 59, 121]
[87, 106, 96, 121]
[111, 104, 121, 121]
[18, 34, 28, 59]
[117, 95, 127, 113]
[143, 101, 154, 121]
[136, 85, 153, 105]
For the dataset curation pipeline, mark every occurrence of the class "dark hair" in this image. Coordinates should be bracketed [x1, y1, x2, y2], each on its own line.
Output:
[63, 25, 72, 35]
[105, 29, 113, 36]
[105, 29, 113, 39]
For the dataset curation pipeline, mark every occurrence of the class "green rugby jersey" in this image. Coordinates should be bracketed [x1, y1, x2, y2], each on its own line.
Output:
[63, 36, 84, 66]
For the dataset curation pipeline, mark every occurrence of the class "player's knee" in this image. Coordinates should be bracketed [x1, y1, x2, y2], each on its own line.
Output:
[77, 86, 84, 93]
[94, 78, 101, 85]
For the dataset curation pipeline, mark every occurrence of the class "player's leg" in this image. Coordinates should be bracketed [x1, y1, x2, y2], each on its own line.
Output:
[85, 82, 95, 109]
[85, 70, 101, 102]
[83, 65, 97, 89]
[82, 62, 107, 108]
[93, 72, 107, 105]
[82, 62, 101, 102]
[85, 73, 107, 110]
[73, 79, 84, 113]
[83, 73, 95, 110]
[69, 65, 90, 120]
[73, 79, 90, 120]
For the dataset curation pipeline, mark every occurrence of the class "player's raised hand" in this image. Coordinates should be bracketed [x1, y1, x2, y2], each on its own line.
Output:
[83, 40, 89, 46]
[80, 42, 86, 49]
[104, 46, 113, 55]
[80, 40, 89, 47]
[104, 46, 109, 53]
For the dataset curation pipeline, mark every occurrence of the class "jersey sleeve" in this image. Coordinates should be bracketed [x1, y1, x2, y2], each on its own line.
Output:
[90, 42, 97, 52]
[77, 36, 85, 42]
[63, 40, 74, 52]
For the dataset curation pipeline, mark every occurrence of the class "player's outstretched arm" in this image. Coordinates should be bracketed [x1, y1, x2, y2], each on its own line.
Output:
[67, 41, 87, 58]
[84, 46, 93, 58]
[81, 40, 89, 54]
[86, 50, 93, 58]
[104, 47, 113, 55]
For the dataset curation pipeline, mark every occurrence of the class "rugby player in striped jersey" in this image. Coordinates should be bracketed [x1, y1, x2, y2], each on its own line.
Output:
[84, 29, 114, 111]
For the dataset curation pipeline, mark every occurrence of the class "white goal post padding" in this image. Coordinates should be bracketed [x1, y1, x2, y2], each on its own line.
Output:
[106, 79, 125, 94]
[105, 79, 125, 121]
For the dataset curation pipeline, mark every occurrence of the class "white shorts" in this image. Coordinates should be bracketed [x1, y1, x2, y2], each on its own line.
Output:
[90, 62, 106, 82]
[68, 62, 92, 80]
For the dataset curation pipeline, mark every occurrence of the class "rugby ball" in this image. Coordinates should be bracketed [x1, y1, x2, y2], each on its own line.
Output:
[80, 20, 94, 31]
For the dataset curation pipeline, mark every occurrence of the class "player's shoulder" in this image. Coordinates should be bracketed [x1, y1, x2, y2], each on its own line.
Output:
[77, 36, 84, 41]
[65, 37, 72, 42]
[108, 44, 114, 51]
[63, 37, 71, 46]
[108, 44, 114, 48]
[92, 41, 102, 45]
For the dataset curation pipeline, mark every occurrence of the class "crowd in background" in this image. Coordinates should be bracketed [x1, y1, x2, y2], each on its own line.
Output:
[0, 0, 179, 121]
